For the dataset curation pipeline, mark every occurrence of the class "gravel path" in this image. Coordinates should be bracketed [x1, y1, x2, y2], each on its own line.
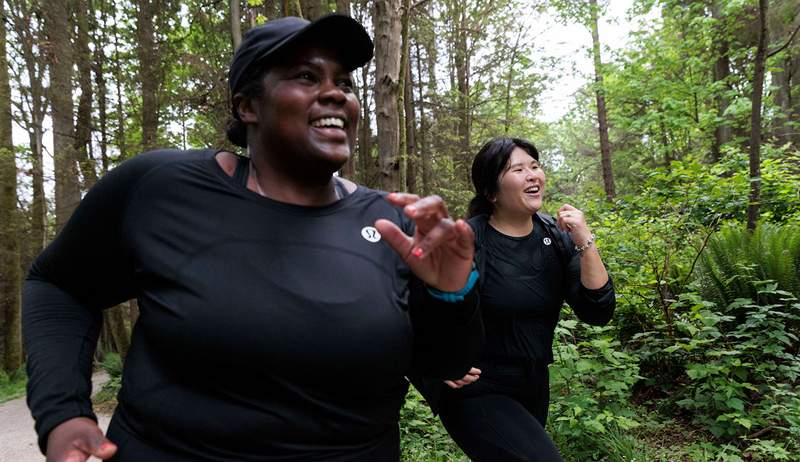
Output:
[0, 372, 112, 462]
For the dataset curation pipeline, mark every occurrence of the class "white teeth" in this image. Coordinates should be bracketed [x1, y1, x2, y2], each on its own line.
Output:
[311, 117, 345, 128]
[525, 186, 540, 194]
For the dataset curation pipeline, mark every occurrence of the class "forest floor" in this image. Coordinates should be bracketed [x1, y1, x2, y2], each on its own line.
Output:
[0, 371, 111, 462]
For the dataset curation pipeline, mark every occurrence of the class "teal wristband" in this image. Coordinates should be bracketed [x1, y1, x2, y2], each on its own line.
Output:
[426, 268, 479, 303]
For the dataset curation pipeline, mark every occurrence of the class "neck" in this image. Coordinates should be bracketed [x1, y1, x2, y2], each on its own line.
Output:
[489, 208, 534, 237]
[249, 157, 339, 206]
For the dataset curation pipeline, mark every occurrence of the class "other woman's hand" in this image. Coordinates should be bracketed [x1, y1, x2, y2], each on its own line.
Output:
[556, 203, 592, 247]
[375, 193, 475, 292]
[444, 367, 482, 389]
[46, 417, 117, 462]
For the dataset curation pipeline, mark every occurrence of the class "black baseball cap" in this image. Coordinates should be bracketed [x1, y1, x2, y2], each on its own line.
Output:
[228, 14, 374, 97]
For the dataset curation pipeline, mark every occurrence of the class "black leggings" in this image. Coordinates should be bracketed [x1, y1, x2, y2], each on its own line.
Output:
[438, 361, 563, 462]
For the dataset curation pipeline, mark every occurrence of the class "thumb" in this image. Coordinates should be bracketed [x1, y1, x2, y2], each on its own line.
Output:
[74, 434, 117, 460]
[375, 218, 413, 260]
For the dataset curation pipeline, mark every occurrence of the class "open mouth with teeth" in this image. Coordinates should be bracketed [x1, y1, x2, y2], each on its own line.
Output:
[310, 117, 346, 129]
[524, 186, 541, 195]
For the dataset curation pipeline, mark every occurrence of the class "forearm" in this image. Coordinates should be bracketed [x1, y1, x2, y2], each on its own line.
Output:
[577, 244, 609, 290]
[23, 278, 103, 453]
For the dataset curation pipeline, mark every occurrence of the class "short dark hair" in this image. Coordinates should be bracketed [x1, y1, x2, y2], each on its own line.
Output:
[467, 137, 540, 218]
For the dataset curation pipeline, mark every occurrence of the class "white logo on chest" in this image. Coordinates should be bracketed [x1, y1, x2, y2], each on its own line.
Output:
[543, 237, 552, 246]
[361, 226, 382, 243]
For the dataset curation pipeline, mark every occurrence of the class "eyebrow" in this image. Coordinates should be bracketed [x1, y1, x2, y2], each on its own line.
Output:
[506, 160, 540, 170]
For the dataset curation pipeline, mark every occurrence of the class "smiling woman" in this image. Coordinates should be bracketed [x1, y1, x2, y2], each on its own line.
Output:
[22, 14, 482, 462]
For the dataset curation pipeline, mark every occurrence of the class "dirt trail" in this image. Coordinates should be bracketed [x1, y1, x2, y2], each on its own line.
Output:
[0, 372, 112, 462]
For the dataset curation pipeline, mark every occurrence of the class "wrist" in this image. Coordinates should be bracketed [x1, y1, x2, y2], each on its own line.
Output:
[574, 234, 596, 254]
[426, 267, 479, 303]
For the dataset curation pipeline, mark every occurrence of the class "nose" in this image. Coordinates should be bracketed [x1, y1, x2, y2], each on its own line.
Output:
[319, 79, 347, 105]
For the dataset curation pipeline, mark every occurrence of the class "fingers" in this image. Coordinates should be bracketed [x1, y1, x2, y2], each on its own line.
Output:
[374, 219, 414, 260]
[443, 367, 482, 389]
[557, 204, 585, 233]
[46, 417, 117, 462]
[384, 192, 422, 207]
[74, 437, 117, 460]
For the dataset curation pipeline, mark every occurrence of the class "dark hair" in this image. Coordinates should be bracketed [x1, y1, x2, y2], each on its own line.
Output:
[467, 137, 540, 218]
[225, 69, 268, 148]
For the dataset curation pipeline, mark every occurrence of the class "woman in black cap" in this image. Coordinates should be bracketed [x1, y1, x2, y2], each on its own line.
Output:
[435, 137, 615, 461]
[23, 15, 481, 461]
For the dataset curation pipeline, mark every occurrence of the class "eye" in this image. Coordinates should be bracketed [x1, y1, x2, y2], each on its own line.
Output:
[295, 71, 317, 83]
[337, 77, 355, 91]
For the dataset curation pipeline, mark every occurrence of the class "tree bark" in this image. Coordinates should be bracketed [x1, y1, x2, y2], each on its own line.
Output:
[374, 0, 403, 191]
[590, 0, 615, 201]
[75, 0, 98, 191]
[747, 0, 769, 231]
[300, 0, 330, 19]
[231, 0, 243, 50]
[0, 3, 22, 373]
[335, 0, 351, 16]
[404, 38, 417, 193]
[10, 0, 48, 255]
[137, 0, 159, 152]
[453, 2, 470, 165]
[711, 1, 732, 161]
[45, 0, 82, 232]
[414, 40, 431, 196]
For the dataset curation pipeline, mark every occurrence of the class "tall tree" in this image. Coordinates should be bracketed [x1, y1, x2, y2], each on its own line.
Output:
[75, 0, 98, 191]
[589, 0, 615, 201]
[747, 0, 770, 230]
[374, 0, 403, 191]
[231, 0, 243, 49]
[0, 0, 22, 373]
[9, 0, 48, 255]
[45, 0, 82, 231]
[138, 0, 160, 151]
[300, 0, 330, 19]
[710, 1, 733, 160]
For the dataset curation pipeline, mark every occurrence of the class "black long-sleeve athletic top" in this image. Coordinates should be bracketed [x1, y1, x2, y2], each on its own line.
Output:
[23, 149, 481, 461]
[469, 214, 614, 365]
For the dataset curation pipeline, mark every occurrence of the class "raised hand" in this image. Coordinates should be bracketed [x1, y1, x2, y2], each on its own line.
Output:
[375, 193, 475, 292]
[556, 203, 592, 247]
[46, 417, 117, 462]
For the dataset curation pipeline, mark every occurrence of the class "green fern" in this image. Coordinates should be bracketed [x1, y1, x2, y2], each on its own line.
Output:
[696, 222, 800, 307]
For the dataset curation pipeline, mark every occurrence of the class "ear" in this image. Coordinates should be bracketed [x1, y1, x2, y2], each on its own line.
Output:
[233, 93, 258, 124]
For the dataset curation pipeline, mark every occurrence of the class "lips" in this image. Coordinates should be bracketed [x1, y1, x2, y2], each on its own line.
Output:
[524, 185, 541, 194]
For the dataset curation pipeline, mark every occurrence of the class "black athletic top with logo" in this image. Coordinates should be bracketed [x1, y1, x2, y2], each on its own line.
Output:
[22, 149, 481, 461]
[471, 214, 615, 365]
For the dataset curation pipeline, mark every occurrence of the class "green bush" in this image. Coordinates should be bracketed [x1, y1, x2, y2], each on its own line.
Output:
[549, 317, 643, 460]
[0, 365, 26, 404]
[663, 286, 800, 460]
[399, 387, 467, 462]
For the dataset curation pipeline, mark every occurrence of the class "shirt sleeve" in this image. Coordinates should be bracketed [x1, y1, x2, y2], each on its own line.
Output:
[562, 235, 616, 326]
[398, 214, 483, 380]
[23, 151, 167, 453]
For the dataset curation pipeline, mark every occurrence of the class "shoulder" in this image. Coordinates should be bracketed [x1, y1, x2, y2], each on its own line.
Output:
[108, 148, 215, 182]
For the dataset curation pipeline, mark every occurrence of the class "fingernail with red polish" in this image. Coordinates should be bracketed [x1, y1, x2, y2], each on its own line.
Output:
[412, 247, 423, 258]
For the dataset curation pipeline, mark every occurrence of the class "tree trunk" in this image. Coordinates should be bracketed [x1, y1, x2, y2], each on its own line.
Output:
[335, 0, 351, 16]
[137, 0, 159, 152]
[374, 0, 403, 191]
[453, 3, 470, 165]
[11, 0, 48, 255]
[300, 0, 329, 19]
[590, 0, 615, 201]
[93, 11, 110, 174]
[711, 0, 732, 161]
[231, 0, 243, 50]
[414, 40, 431, 196]
[747, 0, 769, 231]
[358, 61, 373, 186]
[112, 11, 128, 160]
[45, 0, 81, 232]
[0, 4, 22, 373]
[75, 0, 98, 191]
[283, 0, 303, 17]
[404, 42, 417, 193]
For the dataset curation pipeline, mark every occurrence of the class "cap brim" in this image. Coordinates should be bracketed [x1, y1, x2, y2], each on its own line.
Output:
[254, 14, 373, 75]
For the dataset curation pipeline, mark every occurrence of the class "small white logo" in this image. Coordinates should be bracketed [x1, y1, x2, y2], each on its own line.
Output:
[543, 237, 552, 246]
[361, 226, 381, 243]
